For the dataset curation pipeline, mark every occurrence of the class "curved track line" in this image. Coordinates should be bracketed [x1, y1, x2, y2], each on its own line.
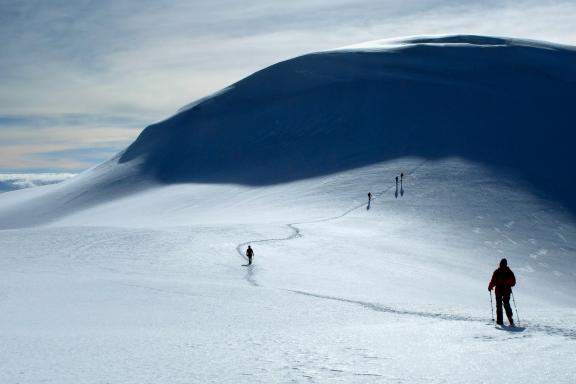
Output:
[287, 289, 576, 340]
[235, 224, 303, 287]
[232, 161, 576, 340]
[235, 160, 428, 283]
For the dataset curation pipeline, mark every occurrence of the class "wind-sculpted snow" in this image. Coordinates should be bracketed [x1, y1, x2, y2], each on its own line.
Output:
[120, 34, 576, 212]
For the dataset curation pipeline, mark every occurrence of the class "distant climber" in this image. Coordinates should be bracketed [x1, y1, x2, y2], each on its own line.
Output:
[488, 258, 516, 326]
[395, 176, 399, 198]
[245, 245, 254, 265]
[367, 192, 372, 210]
[400, 173, 404, 197]
[401, 172, 404, 181]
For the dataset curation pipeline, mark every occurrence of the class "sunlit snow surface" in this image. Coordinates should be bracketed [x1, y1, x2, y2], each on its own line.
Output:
[1, 158, 575, 383]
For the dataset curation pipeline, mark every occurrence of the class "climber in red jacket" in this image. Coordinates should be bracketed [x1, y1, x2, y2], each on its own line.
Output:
[488, 258, 516, 326]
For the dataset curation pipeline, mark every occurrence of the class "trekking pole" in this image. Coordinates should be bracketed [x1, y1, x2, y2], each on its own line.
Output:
[489, 290, 495, 322]
[511, 290, 520, 325]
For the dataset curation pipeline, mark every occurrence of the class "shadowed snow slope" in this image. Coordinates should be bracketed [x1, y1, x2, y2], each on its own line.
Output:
[120, 35, 576, 204]
[0, 34, 575, 226]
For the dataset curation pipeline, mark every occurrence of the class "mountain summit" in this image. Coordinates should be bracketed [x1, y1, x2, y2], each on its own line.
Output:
[1, 35, 575, 227]
[121, 34, 576, 205]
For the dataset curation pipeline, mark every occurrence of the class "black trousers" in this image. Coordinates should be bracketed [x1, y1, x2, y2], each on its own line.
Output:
[247, 255, 252, 265]
[496, 294, 513, 324]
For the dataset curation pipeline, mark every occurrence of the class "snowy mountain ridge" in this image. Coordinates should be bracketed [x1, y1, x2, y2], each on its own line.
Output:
[2, 34, 575, 228]
[333, 34, 576, 51]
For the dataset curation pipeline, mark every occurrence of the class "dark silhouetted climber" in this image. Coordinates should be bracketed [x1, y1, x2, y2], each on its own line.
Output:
[395, 176, 399, 198]
[488, 258, 516, 326]
[400, 173, 405, 197]
[246, 245, 254, 265]
[367, 192, 372, 210]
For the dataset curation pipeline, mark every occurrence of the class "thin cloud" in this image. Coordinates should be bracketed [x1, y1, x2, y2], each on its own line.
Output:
[0, 114, 144, 171]
[2, 0, 574, 117]
[0, 172, 76, 193]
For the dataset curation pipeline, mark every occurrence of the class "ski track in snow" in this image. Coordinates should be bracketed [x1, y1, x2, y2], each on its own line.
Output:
[234, 160, 576, 341]
[287, 289, 576, 340]
[235, 161, 427, 285]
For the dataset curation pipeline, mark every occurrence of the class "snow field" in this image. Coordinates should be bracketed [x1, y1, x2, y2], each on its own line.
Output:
[1, 158, 575, 383]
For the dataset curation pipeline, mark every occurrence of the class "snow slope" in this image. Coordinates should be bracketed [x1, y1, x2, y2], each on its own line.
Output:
[1, 35, 575, 227]
[0, 35, 575, 383]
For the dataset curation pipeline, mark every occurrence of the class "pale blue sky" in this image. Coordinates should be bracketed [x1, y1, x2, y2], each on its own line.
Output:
[1, 0, 575, 172]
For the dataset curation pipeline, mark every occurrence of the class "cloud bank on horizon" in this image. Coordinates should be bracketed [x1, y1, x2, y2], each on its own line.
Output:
[0, 173, 76, 193]
[1, 0, 575, 172]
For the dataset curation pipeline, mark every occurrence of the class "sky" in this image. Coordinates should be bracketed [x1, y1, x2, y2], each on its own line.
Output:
[1, 0, 575, 173]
